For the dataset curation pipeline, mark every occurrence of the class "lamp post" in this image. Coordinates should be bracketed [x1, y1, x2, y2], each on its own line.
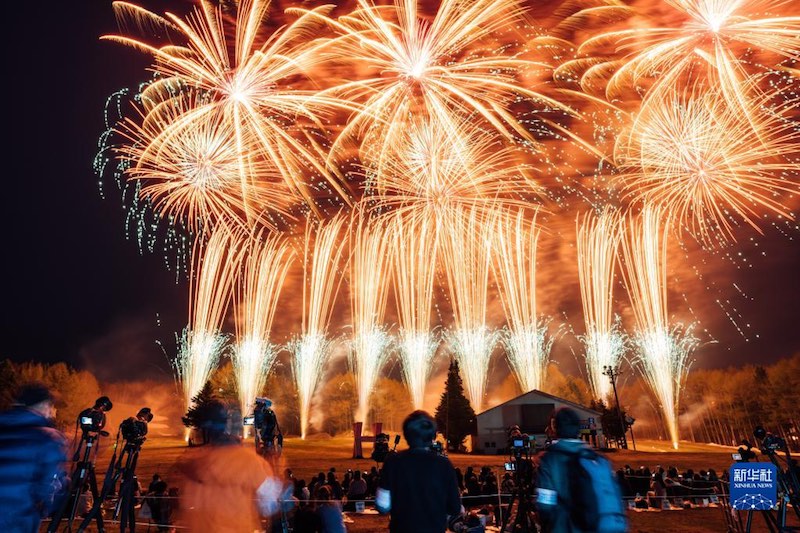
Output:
[603, 365, 628, 450]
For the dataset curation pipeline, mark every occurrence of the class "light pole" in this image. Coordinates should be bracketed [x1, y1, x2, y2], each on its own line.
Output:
[603, 365, 628, 450]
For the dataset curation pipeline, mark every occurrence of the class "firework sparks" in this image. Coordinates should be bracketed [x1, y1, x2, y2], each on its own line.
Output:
[616, 83, 800, 245]
[348, 209, 393, 422]
[493, 209, 556, 392]
[390, 213, 440, 409]
[291, 214, 348, 438]
[620, 205, 699, 449]
[575, 0, 800, 116]
[174, 228, 243, 410]
[104, 0, 352, 219]
[232, 231, 295, 419]
[116, 93, 294, 232]
[442, 207, 499, 412]
[297, 0, 577, 167]
[368, 116, 536, 225]
[576, 208, 627, 400]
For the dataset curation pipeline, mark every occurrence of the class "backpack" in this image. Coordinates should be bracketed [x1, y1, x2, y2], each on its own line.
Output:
[564, 447, 628, 533]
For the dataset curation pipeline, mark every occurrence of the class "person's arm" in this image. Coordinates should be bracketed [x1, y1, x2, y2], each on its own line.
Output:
[376, 461, 392, 513]
[535, 453, 560, 533]
[445, 462, 464, 518]
[34, 432, 67, 516]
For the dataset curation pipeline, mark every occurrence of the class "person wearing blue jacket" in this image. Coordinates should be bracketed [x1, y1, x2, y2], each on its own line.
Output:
[0, 381, 68, 533]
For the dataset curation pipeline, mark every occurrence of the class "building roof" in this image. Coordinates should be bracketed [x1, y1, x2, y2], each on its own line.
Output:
[477, 389, 601, 418]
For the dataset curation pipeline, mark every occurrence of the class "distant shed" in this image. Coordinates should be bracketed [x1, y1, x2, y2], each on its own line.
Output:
[474, 389, 603, 454]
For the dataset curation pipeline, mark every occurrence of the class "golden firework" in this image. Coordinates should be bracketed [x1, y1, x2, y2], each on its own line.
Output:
[616, 83, 800, 245]
[105, 0, 353, 220]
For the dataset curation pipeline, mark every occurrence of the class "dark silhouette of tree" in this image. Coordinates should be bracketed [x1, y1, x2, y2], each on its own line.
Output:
[182, 381, 216, 445]
[435, 359, 476, 452]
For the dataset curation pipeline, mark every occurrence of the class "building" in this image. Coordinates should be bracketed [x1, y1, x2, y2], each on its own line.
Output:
[474, 389, 603, 454]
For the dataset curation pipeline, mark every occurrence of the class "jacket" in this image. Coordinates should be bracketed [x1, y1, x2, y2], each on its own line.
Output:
[535, 438, 590, 533]
[0, 407, 67, 533]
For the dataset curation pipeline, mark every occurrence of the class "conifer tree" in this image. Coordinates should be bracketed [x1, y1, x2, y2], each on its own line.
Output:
[435, 359, 476, 451]
[182, 381, 216, 445]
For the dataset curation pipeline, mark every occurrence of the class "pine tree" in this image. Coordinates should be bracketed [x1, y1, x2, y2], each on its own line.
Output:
[182, 381, 216, 445]
[435, 359, 476, 452]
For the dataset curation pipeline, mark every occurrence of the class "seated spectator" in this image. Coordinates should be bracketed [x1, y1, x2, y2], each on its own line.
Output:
[344, 470, 367, 512]
[315, 485, 346, 533]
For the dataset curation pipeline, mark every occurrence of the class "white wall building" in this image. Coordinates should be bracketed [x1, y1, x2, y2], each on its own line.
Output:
[474, 389, 603, 454]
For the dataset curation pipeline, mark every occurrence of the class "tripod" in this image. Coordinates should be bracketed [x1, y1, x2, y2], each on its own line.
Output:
[500, 457, 537, 533]
[47, 431, 104, 533]
[78, 435, 144, 533]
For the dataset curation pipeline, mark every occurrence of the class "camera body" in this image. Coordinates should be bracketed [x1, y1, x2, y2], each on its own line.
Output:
[79, 408, 107, 434]
[754, 426, 787, 454]
[507, 425, 531, 457]
[431, 441, 445, 456]
[371, 432, 391, 462]
[120, 408, 152, 445]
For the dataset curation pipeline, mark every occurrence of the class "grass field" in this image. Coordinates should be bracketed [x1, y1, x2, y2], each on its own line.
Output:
[43, 433, 798, 532]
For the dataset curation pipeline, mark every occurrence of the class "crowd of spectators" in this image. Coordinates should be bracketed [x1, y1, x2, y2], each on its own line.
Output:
[614, 465, 726, 509]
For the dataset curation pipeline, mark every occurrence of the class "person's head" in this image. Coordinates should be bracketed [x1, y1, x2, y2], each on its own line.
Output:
[551, 407, 581, 439]
[402, 410, 437, 449]
[154, 480, 168, 493]
[353, 470, 362, 480]
[316, 485, 332, 501]
[14, 381, 59, 420]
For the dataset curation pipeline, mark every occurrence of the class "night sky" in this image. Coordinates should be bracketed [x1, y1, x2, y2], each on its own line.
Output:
[3, 0, 799, 385]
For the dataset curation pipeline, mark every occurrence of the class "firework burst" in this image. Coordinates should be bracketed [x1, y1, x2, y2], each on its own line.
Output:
[104, 0, 353, 219]
[620, 205, 699, 449]
[577, 208, 627, 400]
[368, 116, 535, 225]
[390, 213, 440, 409]
[291, 214, 348, 438]
[297, 0, 577, 167]
[232, 231, 295, 418]
[348, 208, 393, 422]
[575, 0, 800, 116]
[616, 83, 800, 245]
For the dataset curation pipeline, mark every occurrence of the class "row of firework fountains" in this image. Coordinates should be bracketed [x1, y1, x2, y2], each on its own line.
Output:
[93, 0, 800, 452]
[171, 204, 696, 448]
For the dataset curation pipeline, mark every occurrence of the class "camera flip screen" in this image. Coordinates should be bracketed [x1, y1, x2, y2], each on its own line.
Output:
[504, 462, 516, 471]
[243, 416, 255, 426]
[81, 416, 93, 425]
[513, 438, 524, 447]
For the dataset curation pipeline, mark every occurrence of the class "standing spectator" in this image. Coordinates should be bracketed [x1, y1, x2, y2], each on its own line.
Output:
[366, 466, 379, 497]
[146, 479, 173, 532]
[0, 382, 68, 533]
[148, 473, 162, 494]
[536, 407, 627, 533]
[455, 467, 465, 494]
[376, 410, 462, 533]
[175, 400, 289, 532]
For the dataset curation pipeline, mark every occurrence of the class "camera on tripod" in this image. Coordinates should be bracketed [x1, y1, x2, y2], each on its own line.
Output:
[754, 426, 787, 454]
[78, 396, 113, 435]
[508, 425, 531, 457]
[120, 407, 153, 446]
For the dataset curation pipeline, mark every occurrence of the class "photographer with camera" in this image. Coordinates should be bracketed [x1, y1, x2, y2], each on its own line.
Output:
[0, 382, 68, 533]
[376, 410, 463, 533]
[253, 397, 282, 457]
[536, 407, 627, 533]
